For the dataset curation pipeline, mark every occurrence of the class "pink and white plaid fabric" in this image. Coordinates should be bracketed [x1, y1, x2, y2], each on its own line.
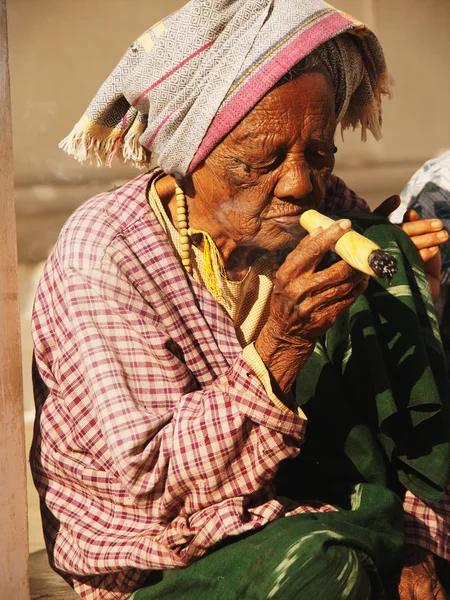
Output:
[30, 172, 448, 600]
[324, 173, 370, 212]
[404, 490, 450, 560]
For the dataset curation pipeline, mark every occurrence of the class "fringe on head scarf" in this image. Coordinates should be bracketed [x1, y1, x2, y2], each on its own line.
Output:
[60, 0, 393, 176]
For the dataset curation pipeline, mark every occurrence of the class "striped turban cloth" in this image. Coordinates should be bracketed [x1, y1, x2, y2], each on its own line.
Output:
[60, 0, 392, 175]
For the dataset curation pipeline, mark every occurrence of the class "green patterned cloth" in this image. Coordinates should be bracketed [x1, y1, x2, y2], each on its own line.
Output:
[285, 213, 450, 506]
[129, 484, 403, 600]
[129, 215, 450, 599]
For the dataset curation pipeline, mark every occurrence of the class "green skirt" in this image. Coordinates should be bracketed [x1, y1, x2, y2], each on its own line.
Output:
[130, 484, 402, 600]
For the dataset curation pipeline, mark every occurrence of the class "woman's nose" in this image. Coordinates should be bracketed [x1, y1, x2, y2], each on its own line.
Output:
[273, 161, 313, 202]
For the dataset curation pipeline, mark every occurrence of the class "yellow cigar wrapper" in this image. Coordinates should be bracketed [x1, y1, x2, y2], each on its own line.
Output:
[299, 209, 379, 277]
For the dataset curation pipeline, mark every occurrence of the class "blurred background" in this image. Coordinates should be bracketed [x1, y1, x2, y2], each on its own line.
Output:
[6, 0, 450, 553]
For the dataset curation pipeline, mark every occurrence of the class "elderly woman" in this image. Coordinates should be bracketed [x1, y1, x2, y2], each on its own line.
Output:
[31, 1, 450, 599]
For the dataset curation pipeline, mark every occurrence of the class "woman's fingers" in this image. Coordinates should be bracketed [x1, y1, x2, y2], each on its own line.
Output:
[256, 247, 367, 393]
[398, 572, 449, 600]
[400, 210, 448, 262]
[282, 219, 352, 276]
[263, 221, 369, 377]
[419, 246, 440, 262]
[402, 216, 445, 237]
[400, 209, 445, 301]
[296, 225, 324, 250]
[297, 268, 368, 316]
[400, 209, 448, 243]
[407, 231, 448, 252]
[289, 258, 363, 300]
[398, 547, 449, 600]
[298, 278, 367, 328]
[404, 208, 421, 222]
[403, 211, 443, 232]
[270, 259, 368, 343]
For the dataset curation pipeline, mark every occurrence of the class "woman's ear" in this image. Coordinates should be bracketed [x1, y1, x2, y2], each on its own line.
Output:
[182, 173, 196, 197]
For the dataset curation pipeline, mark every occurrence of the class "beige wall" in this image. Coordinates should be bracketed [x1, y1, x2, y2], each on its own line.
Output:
[8, 0, 184, 186]
[8, 0, 450, 192]
[7, 0, 450, 414]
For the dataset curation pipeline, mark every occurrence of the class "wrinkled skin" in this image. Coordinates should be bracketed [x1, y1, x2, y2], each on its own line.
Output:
[156, 72, 448, 599]
[187, 71, 339, 275]
[396, 546, 449, 600]
[163, 72, 368, 393]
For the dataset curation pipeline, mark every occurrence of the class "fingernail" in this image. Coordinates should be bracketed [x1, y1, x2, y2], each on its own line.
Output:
[437, 230, 448, 239]
[339, 219, 352, 230]
[429, 246, 439, 252]
[432, 220, 442, 229]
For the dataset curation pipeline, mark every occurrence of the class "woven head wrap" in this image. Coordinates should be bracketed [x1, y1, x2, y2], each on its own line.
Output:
[60, 0, 392, 175]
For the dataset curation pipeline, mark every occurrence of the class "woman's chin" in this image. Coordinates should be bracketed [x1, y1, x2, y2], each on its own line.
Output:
[274, 218, 304, 238]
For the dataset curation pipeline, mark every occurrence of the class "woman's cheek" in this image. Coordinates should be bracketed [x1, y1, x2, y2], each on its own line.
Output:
[241, 178, 278, 218]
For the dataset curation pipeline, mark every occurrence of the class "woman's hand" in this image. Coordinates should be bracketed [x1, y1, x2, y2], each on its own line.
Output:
[402, 209, 443, 301]
[255, 220, 369, 396]
[398, 545, 448, 600]
[374, 196, 447, 302]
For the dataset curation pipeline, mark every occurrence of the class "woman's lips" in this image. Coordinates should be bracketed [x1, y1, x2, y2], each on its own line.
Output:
[271, 214, 302, 226]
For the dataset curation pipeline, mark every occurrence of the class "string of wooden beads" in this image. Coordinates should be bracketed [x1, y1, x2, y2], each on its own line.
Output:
[174, 179, 192, 273]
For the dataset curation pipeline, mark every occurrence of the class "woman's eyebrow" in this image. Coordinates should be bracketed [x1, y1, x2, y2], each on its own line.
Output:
[308, 134, 335, 146]
[232, 132, 284, 152]
[232, 132, 270, 145]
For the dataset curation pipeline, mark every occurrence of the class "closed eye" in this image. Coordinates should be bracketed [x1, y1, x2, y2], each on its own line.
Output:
[307, 145, 336, 165]
[232, 155, 283, 174]
[309, 145, 337, 156]
[245, 153, 285, 172]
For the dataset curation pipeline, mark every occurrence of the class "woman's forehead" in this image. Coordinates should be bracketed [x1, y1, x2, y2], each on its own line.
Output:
[228, 72, 336, 145]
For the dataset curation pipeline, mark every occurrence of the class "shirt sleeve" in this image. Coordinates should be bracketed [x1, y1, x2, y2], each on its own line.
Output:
[403, 487, 450, 561]
[33, 263, 306, 575]
[242, 342, 305, 418]
[324, 174, 370, 213]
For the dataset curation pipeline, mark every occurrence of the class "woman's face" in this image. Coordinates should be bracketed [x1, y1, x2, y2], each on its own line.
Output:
[189, 71, 337, 256]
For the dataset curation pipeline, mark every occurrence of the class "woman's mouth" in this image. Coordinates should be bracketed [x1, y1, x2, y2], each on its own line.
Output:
[271, 214, 302, 226]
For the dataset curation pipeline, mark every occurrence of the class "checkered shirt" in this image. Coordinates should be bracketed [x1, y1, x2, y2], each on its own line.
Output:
[324, 173, 370, 212]
[30, 172, 449, 600]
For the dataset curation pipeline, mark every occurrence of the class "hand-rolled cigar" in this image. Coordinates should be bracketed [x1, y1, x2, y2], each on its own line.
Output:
[299, 210, 398, 280]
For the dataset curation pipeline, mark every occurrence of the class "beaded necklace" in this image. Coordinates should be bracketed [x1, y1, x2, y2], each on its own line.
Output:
[173, 178, 225, 298]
